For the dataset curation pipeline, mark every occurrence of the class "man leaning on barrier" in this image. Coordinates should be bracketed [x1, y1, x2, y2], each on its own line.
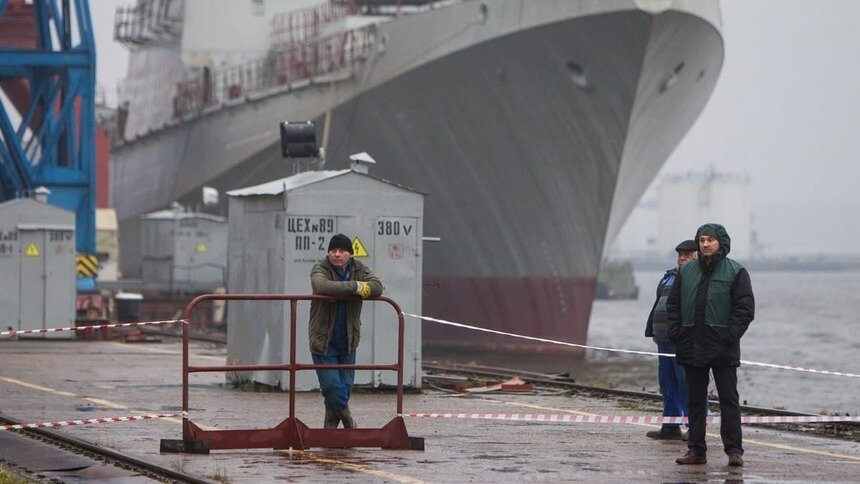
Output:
[309, 234, 383, 429]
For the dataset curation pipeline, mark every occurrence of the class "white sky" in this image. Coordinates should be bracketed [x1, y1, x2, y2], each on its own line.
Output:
[90, 0, 860, 254]
[660, 0, 860, 254]
[91, 0, 129, 107]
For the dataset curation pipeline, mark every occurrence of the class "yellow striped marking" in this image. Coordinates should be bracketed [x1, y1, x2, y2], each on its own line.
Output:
[0, 375, 217, 430]
[479, 397, 860, 462]
[0, 377, 77, 397]
[83, 398, 128, 409]
[280, 450, 423, 483]
[75, 254, 99, 277]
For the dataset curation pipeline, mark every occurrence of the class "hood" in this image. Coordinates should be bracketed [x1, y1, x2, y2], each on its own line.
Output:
[695, 223, 731, 266]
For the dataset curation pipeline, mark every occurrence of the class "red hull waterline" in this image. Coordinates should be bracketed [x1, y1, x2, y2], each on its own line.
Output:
[422, 276, 596, 358]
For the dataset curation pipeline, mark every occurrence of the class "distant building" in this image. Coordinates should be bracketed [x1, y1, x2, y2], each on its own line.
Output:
[657, 170, 752, 259]
[609, 169, 754, 261]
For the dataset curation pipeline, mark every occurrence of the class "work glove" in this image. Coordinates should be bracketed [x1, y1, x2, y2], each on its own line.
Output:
[355, 281, 372, 299]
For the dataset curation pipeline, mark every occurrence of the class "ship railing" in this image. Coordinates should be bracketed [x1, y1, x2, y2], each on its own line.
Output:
[271, 0, 358, 49]
[114, 0, 184, 47]
[171, 24, 375, 119]
[338, 0, 459, 17]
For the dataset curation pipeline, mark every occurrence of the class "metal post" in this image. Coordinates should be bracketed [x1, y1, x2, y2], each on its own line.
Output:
[289, 300, 297, 420]
[181, 295, 198, 439]
[397, 309, 404, 414]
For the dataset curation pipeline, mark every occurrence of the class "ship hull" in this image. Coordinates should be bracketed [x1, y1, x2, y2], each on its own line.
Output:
[111, 2, 723, 351]
[325, 9, 722, 350]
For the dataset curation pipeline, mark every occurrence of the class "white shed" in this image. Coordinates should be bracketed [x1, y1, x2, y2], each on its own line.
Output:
[226, 169, 425, 390]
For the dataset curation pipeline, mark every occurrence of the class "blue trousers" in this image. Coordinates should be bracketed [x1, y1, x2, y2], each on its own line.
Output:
[312, 340, 355, 411]
[656, 340, 688, 430]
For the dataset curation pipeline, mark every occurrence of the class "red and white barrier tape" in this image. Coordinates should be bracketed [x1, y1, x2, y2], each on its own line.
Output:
[403, 313, 860, 379]
[1, 413, 178, 431]
[737, 359, 860, 378]
[401, 412, 860, 425]
[0, 319, 186, 337]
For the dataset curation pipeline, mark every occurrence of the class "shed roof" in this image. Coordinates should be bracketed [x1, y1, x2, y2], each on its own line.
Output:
[142, 209, 226, 222]
[226, 169, 425, 197]
[0, 197, 74, 217]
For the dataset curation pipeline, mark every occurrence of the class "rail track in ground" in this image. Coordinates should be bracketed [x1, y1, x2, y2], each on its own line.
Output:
[421, 361, 860, 442]
[0, 414, 207, 483]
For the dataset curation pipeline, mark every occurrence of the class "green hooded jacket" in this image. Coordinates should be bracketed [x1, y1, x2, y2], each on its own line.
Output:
[667, 223, 755, 367]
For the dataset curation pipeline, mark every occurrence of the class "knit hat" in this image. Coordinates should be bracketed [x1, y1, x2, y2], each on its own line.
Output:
[327, 234, 353, 254]
[675, 239, 698, 252]
[697, 225, 718, 238]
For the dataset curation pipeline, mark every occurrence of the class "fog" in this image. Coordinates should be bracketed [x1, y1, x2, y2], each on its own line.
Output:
[660, 0, 860, 254]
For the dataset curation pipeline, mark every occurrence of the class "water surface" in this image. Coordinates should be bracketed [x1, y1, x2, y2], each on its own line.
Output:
[587, 270, 860, 414]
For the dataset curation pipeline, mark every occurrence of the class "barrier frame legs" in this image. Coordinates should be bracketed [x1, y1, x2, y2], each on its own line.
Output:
[161, 294, 424, 454]
[161, 416, 423, 453]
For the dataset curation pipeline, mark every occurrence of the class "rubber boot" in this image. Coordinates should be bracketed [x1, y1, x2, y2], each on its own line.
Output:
[324, 406, 340, 429]
[338, 406, 357, 429]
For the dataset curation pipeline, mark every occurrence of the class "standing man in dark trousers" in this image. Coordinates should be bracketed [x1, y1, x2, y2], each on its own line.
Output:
[668, 223, 754, 466]
[310, 234, 383, 429]
[645, 239, 698, 440]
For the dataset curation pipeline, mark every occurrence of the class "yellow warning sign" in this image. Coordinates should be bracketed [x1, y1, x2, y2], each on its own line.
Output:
[352, 237, 369, 257]
[196, 242, 208, 253]
[25, 242, 40, 257]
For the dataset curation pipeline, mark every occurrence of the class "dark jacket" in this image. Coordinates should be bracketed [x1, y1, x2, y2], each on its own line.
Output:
[309, 257, 383, 355]
[645, 268, 678, 341]
[667, 224, 755, 367]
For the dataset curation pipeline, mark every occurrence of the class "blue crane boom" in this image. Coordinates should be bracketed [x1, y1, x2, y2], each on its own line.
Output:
[0, 0, 97, 263]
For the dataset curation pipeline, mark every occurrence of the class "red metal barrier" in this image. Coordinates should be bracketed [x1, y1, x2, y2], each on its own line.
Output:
[160, 293, 423, 453]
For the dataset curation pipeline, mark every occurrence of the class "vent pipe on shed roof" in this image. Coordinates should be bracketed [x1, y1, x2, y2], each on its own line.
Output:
[349, 152, 376, 174]
[34, 186, 50, 203]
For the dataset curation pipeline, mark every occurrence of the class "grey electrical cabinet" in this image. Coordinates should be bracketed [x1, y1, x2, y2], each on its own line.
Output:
[226, 168, 424, 390]
[0, 198, 75, 338]
[140, 209, 227, 293]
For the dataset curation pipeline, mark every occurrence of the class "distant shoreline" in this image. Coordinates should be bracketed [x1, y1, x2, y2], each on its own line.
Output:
[619, 256, 860, 273]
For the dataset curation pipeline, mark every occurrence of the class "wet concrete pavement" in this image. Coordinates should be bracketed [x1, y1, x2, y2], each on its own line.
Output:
[0, 340, 857, 482]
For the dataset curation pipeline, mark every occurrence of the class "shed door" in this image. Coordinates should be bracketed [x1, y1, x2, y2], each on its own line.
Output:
[373, 217, 419, 386]
[18, 230, 46, 331]
[44, 229, 75, 335]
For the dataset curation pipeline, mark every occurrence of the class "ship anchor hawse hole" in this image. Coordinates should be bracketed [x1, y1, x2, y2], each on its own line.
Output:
[566, 61, 591, 91]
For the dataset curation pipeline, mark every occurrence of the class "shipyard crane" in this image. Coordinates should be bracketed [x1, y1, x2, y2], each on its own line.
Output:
[0, 0, 97, 288]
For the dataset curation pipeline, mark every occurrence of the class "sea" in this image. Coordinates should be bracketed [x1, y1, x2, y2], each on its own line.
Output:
[586, 270, 860, 415]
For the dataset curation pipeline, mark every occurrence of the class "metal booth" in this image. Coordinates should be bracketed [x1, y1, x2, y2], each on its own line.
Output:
[0, 197, 75, 338]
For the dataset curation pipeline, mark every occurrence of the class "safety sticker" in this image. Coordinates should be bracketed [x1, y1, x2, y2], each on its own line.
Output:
[196, 242, 208, 253]
[24, 242, 40, 257]
[388, 243, 403, 260]
[352, 237, 369, 257]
